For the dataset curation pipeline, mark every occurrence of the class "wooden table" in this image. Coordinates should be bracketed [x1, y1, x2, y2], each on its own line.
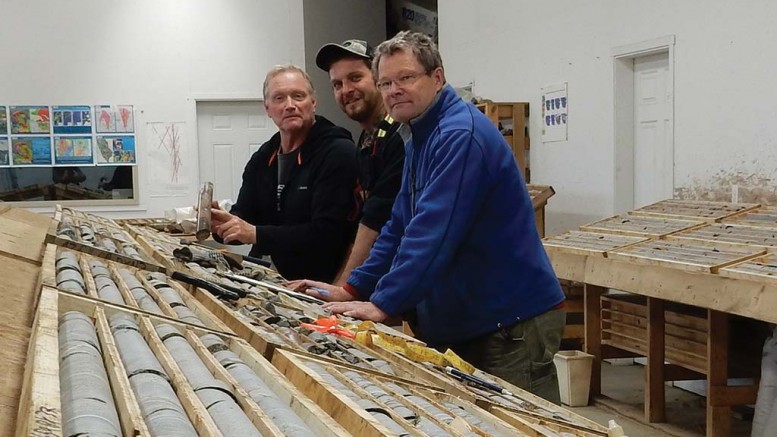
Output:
[545, 199, 777, 437]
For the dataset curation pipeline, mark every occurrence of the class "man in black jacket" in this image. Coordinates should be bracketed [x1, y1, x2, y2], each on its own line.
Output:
[210, 65, 359, 282]
[313, 39, 405, 284]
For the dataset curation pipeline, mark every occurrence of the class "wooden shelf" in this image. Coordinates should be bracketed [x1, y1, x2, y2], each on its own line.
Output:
[476, 101, 530, 182]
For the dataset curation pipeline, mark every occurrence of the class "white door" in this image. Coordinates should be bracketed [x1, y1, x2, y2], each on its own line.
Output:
[633, 52, 673, 208]
[196, 101, 277, 201]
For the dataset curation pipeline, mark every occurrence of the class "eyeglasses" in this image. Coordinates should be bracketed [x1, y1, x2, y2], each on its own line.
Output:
[376, 71, 428, 92]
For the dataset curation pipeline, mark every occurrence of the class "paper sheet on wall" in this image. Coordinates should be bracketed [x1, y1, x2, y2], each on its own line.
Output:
[541, 83, 568, 143]
[147, 122, 190, 197]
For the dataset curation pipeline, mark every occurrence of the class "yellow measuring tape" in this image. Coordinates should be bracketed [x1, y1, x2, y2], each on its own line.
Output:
[353, 321, 476, 374]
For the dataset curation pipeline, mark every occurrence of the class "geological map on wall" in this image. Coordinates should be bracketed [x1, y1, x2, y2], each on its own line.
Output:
[10, 106, 50, 134]
[95, 105, 134, 133]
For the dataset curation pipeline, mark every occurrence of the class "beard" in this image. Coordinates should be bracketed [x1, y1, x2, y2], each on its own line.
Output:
[342, 92, 380, 123]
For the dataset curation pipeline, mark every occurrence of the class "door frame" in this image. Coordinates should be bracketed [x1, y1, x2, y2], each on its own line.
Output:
[188, 93, 264, 186]
[612, 35, 675, 213]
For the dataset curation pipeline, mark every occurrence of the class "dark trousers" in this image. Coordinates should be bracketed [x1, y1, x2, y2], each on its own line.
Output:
[450, 308, 566, 404]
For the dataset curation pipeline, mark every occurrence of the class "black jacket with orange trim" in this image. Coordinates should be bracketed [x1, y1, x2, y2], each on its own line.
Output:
[218, 115, 358, 282]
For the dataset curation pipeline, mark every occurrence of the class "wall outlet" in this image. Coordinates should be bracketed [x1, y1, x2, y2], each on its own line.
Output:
[731, 184, 739, 203]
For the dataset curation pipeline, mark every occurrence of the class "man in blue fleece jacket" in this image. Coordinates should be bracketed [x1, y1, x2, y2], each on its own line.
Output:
[293, 32, 566, 402]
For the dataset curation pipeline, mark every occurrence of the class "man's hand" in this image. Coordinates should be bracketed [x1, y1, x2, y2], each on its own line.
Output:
[212, 208, 256, 244]
[322, 301, 388, 322]
[285, 279, 355, 302]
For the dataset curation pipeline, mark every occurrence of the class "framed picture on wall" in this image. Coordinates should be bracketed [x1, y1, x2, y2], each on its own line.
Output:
[0, 138, 9, 166]
[10, 106, 50, 134]
[11, 136, 52, 166]
[54, 136, 94, 165]
[0, 107, 8, 134]
[95, 135, 136, 165]
[95, 105, 134, 133]
[53, 106, 92, 134]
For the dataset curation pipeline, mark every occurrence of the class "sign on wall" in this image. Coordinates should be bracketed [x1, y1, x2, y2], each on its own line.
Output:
[541, 82, 568, 143]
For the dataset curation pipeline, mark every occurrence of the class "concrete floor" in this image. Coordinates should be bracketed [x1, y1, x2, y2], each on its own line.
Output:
[567, 361, 752, 436]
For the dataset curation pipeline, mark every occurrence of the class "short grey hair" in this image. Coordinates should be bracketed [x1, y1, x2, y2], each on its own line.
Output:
[263, 65, 316, 100]
[372, 31, 444, 78]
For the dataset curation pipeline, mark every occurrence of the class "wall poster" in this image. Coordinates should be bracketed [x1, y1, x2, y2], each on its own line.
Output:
[53, 105, 92, 134]
[0, 138, 9, 166]
[0, 106, 7, 133]
[95, 105, 134, 133]
[541, 82, 568, 143]
[11, 136, 52, 165]
[95, 135, 136, 165]
[10, 106, 50, 134]
[147, 122, 189, 196]
[54, 136, 93, 165]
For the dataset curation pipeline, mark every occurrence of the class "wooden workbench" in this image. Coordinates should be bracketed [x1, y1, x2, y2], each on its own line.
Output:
[544, 199, 777, 437]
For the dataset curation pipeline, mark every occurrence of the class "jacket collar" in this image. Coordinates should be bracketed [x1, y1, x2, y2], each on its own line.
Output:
[266, 115, 340, 166]
[402, 84, 459, 145]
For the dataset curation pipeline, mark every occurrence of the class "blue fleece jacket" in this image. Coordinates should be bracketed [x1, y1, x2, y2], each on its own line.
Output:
[347, 85, 564, 346]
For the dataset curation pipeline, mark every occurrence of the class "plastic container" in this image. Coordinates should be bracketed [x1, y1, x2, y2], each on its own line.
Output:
[553, 350, 594, 407]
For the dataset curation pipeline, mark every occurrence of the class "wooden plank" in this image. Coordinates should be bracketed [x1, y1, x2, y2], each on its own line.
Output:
[629, 199, 759, 222]
[602, 331, 707, 374]
[184, 331, 287, 437]
[14, 288, 60, 437]
[578, 255, 777, 324]
[719, 253, 777, 284]
[722, 205, 777, 229]
[707, 310, 730, 437]
[607, 239, 765, 273]
[93, 307, 149, 436]
[543, 231, 648, 257]
[602, 316, 708, 350]
[227, 339, 351, 437]
[0, 218, 47, 264]
[46, 233, 166, 273]
[526, 184, 555, 209]
[271, 350, 396, 437]
[0, 210, 48, 435]
[645, 298, 665, 422]
[673, 223, 777, 249]
[550, 251, 588, 282]
[425, 391, 528, 437]
[584, 285, 604, 398]
[581, 215, 703, 238]
[707, 384, 758, 407]
[487, 404, 606, 437]
[139, 317, 224, 437]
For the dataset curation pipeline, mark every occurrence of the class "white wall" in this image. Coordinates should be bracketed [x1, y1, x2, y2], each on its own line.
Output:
[0, 0, 305, 218]
[302, 0, 387, 140]
[439, 0, 777, 235]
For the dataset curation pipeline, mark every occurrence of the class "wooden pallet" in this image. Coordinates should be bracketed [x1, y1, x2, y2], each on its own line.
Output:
[580, 215, 703, 238]
[601, 295, 708, 374]
[607, 238, 766, 273]
[629, 199, 759, 223]
[722, 205, 777, 229]
[672, 223, 777, 249]
[41, 243, 233, 335]
[16, 287, 348, 437]
[543, 231, 648, 257]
